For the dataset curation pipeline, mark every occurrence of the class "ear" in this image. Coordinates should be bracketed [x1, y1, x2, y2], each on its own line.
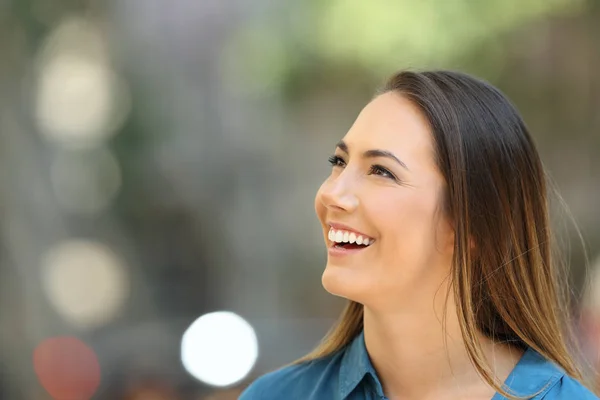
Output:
[442, 225, 475, 255]
[440, 220, 456, 255]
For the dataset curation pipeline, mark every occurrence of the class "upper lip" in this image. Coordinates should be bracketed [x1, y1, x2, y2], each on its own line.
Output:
[327, 222, 375, 240]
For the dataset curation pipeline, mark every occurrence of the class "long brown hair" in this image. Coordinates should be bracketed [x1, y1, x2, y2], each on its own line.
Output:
[298, 70, 586, 399]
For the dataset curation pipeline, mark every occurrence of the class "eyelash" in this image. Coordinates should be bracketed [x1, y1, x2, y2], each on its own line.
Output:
[327, 155, 398, 181]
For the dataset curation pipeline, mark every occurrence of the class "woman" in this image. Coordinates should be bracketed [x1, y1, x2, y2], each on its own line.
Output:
[239, 70, 598, 399]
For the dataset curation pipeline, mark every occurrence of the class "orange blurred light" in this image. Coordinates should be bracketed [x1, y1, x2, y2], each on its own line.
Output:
[33, 336, 101, 400]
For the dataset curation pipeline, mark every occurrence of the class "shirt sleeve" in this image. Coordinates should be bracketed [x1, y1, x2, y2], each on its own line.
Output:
[543, 375, 599, 399]
[238, 377, 268, 400]
[238, 371, 284, 400]
[238, 384, 259, 399]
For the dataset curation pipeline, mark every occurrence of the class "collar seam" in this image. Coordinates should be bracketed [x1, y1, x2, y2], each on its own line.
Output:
[533, 370, 565, 398]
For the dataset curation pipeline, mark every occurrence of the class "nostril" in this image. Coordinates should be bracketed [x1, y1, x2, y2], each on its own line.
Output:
[321, 189, 359, 212]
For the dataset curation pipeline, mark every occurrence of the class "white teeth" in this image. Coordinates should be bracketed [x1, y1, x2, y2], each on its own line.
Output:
[328, 228, 374, 246]
[349, 232, 356, 244]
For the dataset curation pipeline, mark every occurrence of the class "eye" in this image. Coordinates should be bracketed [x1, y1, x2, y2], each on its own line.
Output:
[328, 155, 346, 168]
[369, 164, 397, 181]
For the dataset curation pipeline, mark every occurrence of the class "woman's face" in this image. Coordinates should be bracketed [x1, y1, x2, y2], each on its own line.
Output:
[315, 92, 455, 310]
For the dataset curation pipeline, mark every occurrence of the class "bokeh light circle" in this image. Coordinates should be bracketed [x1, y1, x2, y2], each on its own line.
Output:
[41, 239, 129, 329]
[50, 147, 122, 214]
[34, 15, 131, 148]
[33, 336, 101, 400]
[180, 311, 258, 387]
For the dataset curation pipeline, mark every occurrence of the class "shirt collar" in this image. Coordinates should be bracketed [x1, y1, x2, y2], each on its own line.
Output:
[492, 347, 565, 399]
[339, 330, 565, 400]
[338, 330, 385, 399]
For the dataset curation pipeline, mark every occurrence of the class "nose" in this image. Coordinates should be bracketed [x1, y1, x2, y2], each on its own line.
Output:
[318, 175, 359, 213]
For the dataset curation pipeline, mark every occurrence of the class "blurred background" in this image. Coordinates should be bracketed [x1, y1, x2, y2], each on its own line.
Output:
[1, 0, 599, 398]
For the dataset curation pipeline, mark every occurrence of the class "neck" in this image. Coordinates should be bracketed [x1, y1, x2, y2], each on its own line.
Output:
[362, 300, 523, 400]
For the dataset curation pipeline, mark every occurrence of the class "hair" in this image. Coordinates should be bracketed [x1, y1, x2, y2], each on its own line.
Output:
[297, 70, 587, 399]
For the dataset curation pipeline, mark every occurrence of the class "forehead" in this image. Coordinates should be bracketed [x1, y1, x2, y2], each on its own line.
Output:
[342, 92, 435, 170]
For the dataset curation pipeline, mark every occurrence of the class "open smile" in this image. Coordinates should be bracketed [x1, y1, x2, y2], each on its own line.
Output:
[327, 225, 375, 256]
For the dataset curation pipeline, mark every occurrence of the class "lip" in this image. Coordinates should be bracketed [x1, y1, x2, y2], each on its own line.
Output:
[327, 244, 372, 257]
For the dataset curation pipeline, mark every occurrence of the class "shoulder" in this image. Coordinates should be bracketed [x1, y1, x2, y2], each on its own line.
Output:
[238, 362, 316, 399]
[542, 374, 598, 399]
[502, 347, 599, 399]
[238, 355, 343, 400]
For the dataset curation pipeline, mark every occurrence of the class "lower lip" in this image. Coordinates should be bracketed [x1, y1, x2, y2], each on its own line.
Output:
[328, 244, 372, 257]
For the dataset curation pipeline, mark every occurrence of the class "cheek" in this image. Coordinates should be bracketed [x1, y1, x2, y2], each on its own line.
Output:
[372, 189, 441, 257]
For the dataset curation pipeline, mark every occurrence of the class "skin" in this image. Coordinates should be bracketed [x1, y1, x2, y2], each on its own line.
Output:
[314, 92, 523, 400]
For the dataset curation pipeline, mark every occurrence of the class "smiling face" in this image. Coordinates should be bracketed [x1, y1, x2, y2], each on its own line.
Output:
[315, 92, 456, 310]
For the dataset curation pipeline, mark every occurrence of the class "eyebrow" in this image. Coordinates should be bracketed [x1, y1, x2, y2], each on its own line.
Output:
[336, 140, 410, 171]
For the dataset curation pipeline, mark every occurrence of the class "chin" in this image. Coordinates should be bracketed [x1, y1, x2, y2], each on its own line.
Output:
[321, 263, 368, 303]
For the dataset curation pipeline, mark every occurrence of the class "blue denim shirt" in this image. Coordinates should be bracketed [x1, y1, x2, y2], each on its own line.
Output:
[239, 331, 597, 399]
